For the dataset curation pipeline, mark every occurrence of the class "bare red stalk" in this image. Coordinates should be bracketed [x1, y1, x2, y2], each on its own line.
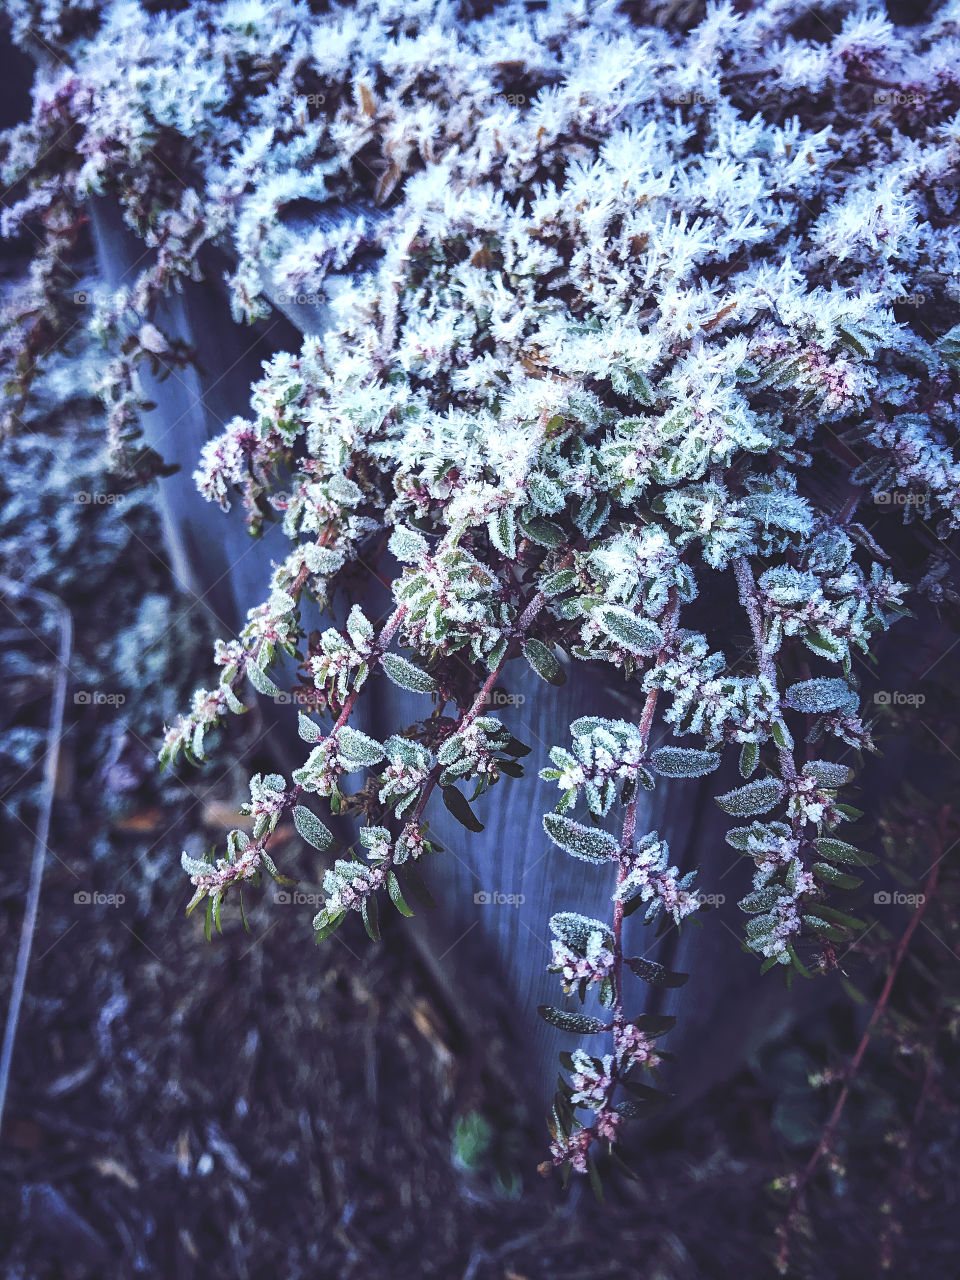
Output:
[407, 566, 567, 828]
[330, 603, 407, 732]
[732, 555, 797, 784]
[879, 1014, 941, 1271]
[584, 591, 681, 1155]
[776, 832, 945, 1273]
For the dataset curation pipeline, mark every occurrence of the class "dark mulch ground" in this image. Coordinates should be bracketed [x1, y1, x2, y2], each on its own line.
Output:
[1, 258, 958, 1280]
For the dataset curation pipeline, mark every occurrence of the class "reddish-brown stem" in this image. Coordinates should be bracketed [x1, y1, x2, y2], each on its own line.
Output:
[776, 843, 944, 1272]
[732, 555, 797, 784]
[612, 682, 661, 1033]
[585, 591, 681, 1151]
[879, 1013, 941, 1271]
[214, 604, 409, 888]
[406, 570, 564, 829]
[330, 603, 407, 733]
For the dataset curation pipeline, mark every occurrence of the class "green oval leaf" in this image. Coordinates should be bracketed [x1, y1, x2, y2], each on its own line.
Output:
[293, 805, 334, 851]
[543, 812, 619, 863]
[537, 1006, 607, 1034]
[717, 776, 785, 816]
[442, 785, 484, 832]
[247, 661, 282, 698]
[523, 637, 566, 686]
[651, 746, 721, 778]
[594, 605, 664, 656]
[381, 651, 437, 694]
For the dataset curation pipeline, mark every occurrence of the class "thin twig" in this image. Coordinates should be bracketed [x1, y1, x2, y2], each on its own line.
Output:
[0, 577, 73, 1138]
[776, 829, 945, 1272]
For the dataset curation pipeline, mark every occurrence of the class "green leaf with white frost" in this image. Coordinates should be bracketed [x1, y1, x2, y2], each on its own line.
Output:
[537, 1006, 607, 1033]
[387, 870, 415, 916]
[813, 904, 868, 930]
[540, 567, 578, 595]
[802, 760, 852, 789]
[739, 886, 785, 913]
[716, 776, 786, 816]
[784, 677, 857, 714]
[594, 605, 664, 656]
[523, 638, 566, 686]
[812, 862, 862, 890]
[487, 507, 517, 558]
[739, 741, 759, 778]
[543, 812, 619, 863]
[181, 851, 210, 878]
[336, 725, 385, 768]
[549, 911, 613, 951]
[724, 820, 791, 850]
[313, 909, 346, 941]
[939, 322, 960, 369]
[302, 543, 345, 576]
[346, 605, 374, 650]
[247, 661, 282, 698]
[803, 915, 847, 941]
[298, 711, 322, 742]
[293, 805, 334, 851]
[381, 651, 437, 693]
[223, 683, 247, 715]
[389, 526, 429, 563]
[520, 512, 565, 547]
[437, 733, 465, 766]
[651, 746, 721, 778]
[625, 957, 689, 987]
[361, 893, 381, 941]
[358, 825, 390, 852]
[815, 838, 878, 866]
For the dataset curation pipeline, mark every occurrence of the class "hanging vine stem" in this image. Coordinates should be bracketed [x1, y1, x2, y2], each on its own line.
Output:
[732, 555, 798, 787]
[182, 555, 572, 937]
[539, 590, 699, 1181]
[775, 818, 946, 1275]
[330, 603, 407, 732]
[0, 578, 73, 1139]
[406, 572, 566, 830]
[611, 591, 683, 1079]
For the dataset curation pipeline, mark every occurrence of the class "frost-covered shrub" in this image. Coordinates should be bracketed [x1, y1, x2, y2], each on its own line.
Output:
[3, 0, 960, 1184]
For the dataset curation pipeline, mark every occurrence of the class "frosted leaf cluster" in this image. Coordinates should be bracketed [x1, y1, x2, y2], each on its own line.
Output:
[4, 0, 959, 1183]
